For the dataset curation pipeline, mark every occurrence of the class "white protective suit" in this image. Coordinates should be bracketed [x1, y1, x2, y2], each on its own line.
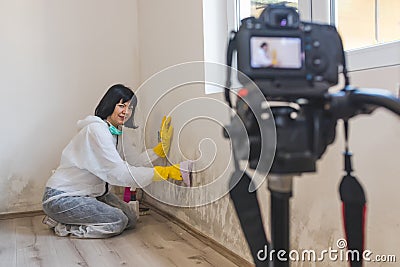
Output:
[251, 47, 272, 68]
[44, 115, 158, 204]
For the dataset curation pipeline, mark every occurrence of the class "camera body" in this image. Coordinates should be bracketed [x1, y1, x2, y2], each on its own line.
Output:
[235, 5, 344, 99]
[226, 4, 346, 174]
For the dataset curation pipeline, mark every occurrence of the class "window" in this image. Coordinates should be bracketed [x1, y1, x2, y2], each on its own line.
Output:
[237, 0, 399, 71]
[335, 0, 400, 50]
[238, 0, 399, 50]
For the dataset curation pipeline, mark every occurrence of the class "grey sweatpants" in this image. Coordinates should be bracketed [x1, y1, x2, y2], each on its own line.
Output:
[42, 187, 137, 238]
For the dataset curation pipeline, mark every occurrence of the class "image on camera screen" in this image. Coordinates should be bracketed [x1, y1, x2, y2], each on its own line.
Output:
[250, 37, 302, 69]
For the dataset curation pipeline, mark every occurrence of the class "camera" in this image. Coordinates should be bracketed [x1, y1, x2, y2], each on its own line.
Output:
[224, 4, 347, 174]
[234, 4, 345, 99]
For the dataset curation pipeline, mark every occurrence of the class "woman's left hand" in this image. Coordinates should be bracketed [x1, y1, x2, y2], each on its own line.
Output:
[153, 116, 173, 158]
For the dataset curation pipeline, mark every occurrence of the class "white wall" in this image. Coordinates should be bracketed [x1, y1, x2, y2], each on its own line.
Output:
[0, 0, 139, 213]
[343, 66, 400, 258]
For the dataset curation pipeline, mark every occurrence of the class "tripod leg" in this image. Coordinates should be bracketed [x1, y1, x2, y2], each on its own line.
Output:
[268, 175, 293, 267]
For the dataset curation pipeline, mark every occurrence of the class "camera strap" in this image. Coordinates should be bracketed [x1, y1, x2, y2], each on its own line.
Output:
[339, 120, 366, 267]
[229, 171, 270, 267]
[225, 30, 270, 267]
[225, 31, 237, 109]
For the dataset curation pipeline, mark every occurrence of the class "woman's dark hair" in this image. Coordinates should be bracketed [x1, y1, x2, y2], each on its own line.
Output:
[95, 84, 138, 127]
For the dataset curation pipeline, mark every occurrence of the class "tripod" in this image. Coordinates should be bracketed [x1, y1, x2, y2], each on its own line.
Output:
[228, 87, 400, 267]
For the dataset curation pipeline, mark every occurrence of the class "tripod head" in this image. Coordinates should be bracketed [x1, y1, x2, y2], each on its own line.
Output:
[226, 85, 400, 175]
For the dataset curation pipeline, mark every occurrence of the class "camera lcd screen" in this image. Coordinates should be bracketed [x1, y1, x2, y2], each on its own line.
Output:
[250, 37, 302, 69]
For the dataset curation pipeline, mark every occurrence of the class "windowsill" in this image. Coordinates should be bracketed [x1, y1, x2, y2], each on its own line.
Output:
[345, 41, 400, 72]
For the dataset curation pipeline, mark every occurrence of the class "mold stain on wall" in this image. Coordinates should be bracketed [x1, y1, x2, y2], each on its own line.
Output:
[1, 173, 42, 213]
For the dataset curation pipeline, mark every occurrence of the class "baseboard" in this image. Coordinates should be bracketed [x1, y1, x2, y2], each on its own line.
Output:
[0, 210, 45, 220]
[144, 202, 254, 267]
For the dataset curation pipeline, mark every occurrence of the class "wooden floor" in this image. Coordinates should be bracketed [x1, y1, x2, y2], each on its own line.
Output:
[0, 211, 241, 267]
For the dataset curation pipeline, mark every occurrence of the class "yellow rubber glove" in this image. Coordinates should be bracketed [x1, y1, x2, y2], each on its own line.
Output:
[153, 164, 183, 181]
[153, 116, 173, 158]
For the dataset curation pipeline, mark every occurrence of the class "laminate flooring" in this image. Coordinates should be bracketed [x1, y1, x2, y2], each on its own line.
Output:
[0, 211, 241, 267]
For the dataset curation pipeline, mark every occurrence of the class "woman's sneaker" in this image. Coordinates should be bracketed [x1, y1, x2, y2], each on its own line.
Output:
[42, 215, 58, 228]
[139, 203, 150, 216]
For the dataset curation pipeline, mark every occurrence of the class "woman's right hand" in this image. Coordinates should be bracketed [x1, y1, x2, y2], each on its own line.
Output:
[152, 161, 192, 186]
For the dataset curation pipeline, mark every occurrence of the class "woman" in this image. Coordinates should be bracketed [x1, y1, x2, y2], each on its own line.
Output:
[42, 84, 186, 238]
